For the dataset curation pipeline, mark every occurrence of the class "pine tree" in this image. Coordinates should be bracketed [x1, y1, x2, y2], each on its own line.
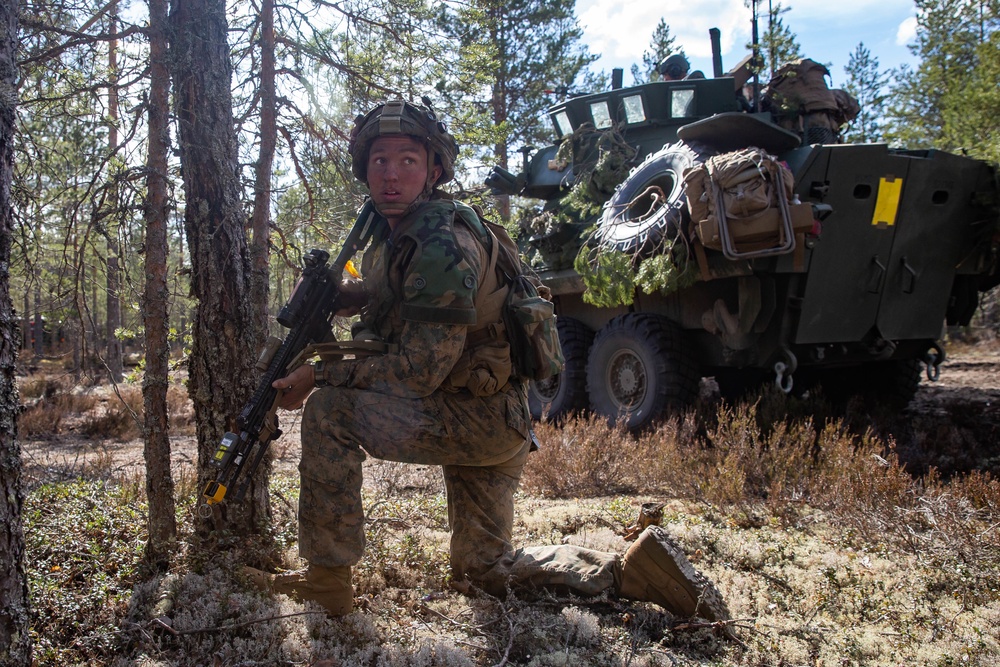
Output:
[946, 31, 999, 163]
[16, 0, 147, 377]
[0, 0, 31, 660]
[885, 0, 998, 154]
[747, 0, 803, 78]
[170, 0, 271, 535]
[842, 42, 890, 143]
[142, 0, 176, 567]
[630, 19, 680, 84]
[438, 0, 600, 177]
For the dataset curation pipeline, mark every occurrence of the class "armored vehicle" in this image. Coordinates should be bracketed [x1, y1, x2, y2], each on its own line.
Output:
[487, 34, 1000, 430]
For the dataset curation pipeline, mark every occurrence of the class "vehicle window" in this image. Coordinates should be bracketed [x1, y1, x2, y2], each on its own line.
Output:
[554, 111, 572, 136]
[671, 89, 695, 117]
[590, 101, 613, 129]
[623, 95, 646, 124]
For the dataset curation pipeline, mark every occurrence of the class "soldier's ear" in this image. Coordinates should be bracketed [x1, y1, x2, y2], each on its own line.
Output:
[430, 164, 443, 185]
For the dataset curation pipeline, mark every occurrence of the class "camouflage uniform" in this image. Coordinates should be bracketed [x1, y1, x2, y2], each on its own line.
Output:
[301, 197, 620, 596]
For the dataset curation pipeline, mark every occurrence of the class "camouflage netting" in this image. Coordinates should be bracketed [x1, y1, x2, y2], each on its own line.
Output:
[573, 141, 702, 307]
[574, 229, 700, 308]
[520, 124, 702, 307]
[520, 124, 636, 270]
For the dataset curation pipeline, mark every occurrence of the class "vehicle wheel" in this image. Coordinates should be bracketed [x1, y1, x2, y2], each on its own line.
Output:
[586, 313, 700, 430]
[596, 141, 708, 253]
[528, 317, 594, 420]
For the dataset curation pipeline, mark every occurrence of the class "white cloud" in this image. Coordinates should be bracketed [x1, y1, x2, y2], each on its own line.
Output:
[896, 16, 918, 46]
[577, 0, 918, 77]
[577, 0, 749, 68]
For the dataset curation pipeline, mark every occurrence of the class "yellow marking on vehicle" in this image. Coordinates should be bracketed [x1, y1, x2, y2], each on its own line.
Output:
[872, 176, 903, 227]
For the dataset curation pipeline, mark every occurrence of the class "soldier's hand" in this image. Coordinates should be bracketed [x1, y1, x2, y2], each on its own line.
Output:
[273, 364, 316, 410]
[334, 278, 366, 317]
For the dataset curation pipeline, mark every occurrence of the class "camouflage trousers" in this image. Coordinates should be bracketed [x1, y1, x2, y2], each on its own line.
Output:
[298, 384, 621, 597]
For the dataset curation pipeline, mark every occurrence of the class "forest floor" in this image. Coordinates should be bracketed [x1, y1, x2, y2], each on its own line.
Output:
[16, 340, 1000, 667]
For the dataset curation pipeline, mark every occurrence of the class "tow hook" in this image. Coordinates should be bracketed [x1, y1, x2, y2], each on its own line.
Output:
[774, 349, 798, 394]
[924, 342, 945, 382]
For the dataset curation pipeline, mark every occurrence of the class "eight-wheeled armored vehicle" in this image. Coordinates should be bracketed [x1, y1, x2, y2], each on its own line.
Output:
[487, 35, 1000, 430]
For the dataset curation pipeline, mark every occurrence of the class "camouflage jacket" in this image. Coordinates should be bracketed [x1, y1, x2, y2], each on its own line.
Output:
[318, 199, 513, 398]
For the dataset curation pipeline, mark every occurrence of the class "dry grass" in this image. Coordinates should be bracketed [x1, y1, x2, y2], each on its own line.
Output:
[17, 367, 1000, 666]
[19, 392, 99, 437]
[80, 386, 144, 440]
[17, 372, 196, 443]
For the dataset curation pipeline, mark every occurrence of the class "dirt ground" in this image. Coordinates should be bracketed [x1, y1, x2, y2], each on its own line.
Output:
[18, 345, 1000, 487]
[891, 345, 1000, 475]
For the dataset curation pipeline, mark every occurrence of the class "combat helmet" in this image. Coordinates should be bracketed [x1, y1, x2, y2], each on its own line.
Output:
[658, 54, 690, 80]
[349, 99, 459, 187]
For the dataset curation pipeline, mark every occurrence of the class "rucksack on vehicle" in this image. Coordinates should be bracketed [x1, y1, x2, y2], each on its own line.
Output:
[684, 146, 813, 261]
[764, 59, 838, 116]
[763, 58, 859, 144]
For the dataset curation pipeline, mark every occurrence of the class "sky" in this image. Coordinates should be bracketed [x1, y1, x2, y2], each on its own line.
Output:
[575, 0, 920, 88]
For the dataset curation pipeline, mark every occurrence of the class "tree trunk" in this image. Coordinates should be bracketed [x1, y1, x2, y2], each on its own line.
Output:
[90, 262, 98, 368]
[172, 222, 185, 355]
[105, 1, 123, 383]
[142, 0, 177, 567]
[0, 0, 32, 661]
[169, 0, 271, 536]
[20, 290, 26, 352]
[491, 52, 511, 221]
[32, 278, 41, 357]
[106, 244, 122, 378]
[250, 0, 275, 331]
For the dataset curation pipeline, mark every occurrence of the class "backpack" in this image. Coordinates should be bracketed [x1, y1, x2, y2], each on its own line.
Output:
[763, 59, 857, 142]
[684, 147, 809, 257]
[481, 217, 565, 382]
[763, 59, 838, 116]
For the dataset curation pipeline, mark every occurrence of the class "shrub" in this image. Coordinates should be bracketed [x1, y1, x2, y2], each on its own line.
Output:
[20, 392, 99, 438]
[166, 382, 195, 434]
[524, 413, 645, 498]
[81, 386, 143, 440]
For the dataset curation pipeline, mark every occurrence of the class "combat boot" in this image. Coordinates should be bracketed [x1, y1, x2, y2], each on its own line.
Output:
[618, 525, 730, 622]
[243, 564, 354, 616]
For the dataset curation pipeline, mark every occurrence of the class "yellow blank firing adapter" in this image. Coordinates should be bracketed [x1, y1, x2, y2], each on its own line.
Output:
[203, 480, 227, 505]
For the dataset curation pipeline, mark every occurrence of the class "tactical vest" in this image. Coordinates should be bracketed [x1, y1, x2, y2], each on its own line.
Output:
[357, 199, 513, 396]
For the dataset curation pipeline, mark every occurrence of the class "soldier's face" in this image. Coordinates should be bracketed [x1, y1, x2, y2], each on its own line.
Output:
[367, 136, 442, 226]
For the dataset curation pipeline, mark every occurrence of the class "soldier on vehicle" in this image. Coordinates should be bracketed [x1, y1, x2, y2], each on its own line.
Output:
[244, 99, 731, 625]
[659, 53, 702, 81]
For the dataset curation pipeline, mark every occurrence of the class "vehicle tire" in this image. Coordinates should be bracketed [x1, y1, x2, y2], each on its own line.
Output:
[528, 317, 594, 421]
[586, 313, 700, 430]
[595, 141, 708, 253]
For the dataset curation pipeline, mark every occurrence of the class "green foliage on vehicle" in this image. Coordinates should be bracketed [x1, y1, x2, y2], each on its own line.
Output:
[574, 243, 636, 307]
[635, 246, 699, 296]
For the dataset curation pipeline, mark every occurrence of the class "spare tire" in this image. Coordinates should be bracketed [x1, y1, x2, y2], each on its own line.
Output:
[596, 142, 706, 253]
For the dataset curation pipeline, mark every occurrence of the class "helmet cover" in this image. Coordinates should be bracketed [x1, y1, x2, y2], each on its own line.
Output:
[349, 99, 459, 187]
[658, 54, 690, 80]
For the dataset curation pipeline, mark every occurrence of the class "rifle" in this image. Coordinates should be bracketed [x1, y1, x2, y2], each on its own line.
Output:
[201, 200, 378, 508]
